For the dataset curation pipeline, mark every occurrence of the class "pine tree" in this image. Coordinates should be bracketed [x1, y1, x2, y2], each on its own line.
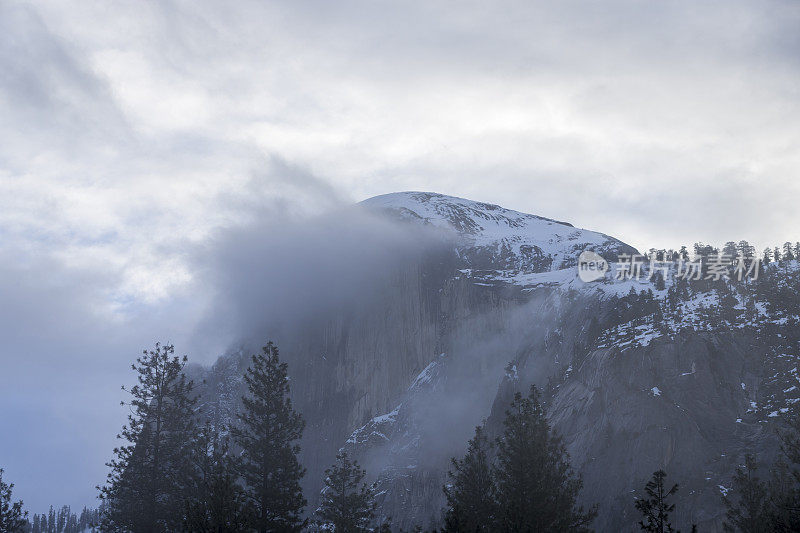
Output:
[78, 506, 99, 531]
[764, 460, 800, 530]
[183, 424, 251, 532]
[99, 342, 197, 532]
[0, 469, 27, 533]
[774, 247, 782, 262]
[314, 452, 377, 532]
[653, 272, 666, 291]
[763, 248, 772, 265]
[494, 386, 595, 532]
[764, 404, 800, 529]
[233, 342, 307, 532]
[719, 283, 741, 323]
[722, 454, 768, 532]
[737, 240, 755, 259]
[635, 470, 678, 533]
[47, 506, 54, 533]
[57, 505, 67, 532]
[783, 242, 795, 261]
[443, 425, 497, 532]
[778, 402, 800, 480]
[745, 295, 757, 322]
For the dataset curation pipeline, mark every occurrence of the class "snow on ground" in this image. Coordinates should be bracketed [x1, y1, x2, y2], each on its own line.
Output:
[409, 359, 439, 391]
[344, 354, 447, 448]
[459, 260, 672, 301]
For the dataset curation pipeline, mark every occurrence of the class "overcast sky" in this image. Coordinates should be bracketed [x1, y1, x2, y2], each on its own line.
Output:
[1, 0, 799, 513]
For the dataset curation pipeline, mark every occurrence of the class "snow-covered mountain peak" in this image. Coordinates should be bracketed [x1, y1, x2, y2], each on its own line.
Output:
[361, 191, 572, 235]
[361, 191, 636, 272]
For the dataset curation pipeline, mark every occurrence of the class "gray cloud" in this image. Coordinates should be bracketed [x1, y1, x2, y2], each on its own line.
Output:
[0, 248, 202, 512]
[190, 204, 448, 349]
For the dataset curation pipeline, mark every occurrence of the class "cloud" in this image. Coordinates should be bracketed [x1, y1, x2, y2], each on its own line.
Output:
[4, 0, 800, 268]
[190, 203, 448, 349]
[0, 246, 202, 512]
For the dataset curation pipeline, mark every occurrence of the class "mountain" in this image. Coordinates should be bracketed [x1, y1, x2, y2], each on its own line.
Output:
[194, 192, 800, 531]
[361, 191, 635, 272]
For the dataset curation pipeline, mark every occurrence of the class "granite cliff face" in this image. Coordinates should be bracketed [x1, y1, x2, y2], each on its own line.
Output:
[195, 192, 798, 531]
[545, 330, 780, 531]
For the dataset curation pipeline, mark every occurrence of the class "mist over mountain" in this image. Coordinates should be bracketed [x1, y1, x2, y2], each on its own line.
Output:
[3, 1, 800, 529]
[183, 191, 799, 531]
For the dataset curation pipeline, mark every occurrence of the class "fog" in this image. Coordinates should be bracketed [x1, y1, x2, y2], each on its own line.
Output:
[0, 187, 457, 512]
[0, 247, 206, 513]
[192, 206, 450, 350]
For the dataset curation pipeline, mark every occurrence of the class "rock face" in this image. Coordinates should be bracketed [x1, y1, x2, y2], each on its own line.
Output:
[547, 331, 779, 531]
[195, 192, 797, 531]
